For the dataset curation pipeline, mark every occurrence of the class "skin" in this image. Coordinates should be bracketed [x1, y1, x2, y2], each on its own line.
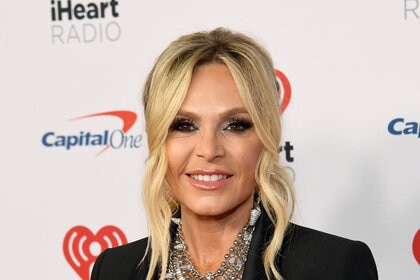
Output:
[165, 62, 263, 272]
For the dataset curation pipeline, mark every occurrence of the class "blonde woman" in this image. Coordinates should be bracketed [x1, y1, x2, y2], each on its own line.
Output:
[91, 27, 378, 280]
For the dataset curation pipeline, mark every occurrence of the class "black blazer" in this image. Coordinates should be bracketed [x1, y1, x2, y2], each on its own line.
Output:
[91, 209, 378, 280]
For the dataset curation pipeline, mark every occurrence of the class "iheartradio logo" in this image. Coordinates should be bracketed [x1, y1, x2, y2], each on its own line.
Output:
[63, 225, 128, 280]
[275, 69, 291, 113]
[414, 229, 420, 265]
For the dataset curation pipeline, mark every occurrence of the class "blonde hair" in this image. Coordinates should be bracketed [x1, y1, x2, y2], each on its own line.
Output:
[142, 27, 295, 280]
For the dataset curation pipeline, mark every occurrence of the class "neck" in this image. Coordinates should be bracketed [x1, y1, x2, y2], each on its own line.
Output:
[177, 197, 260, 274]
[166, 199, 261, 279]
[180, 208, 251, 272]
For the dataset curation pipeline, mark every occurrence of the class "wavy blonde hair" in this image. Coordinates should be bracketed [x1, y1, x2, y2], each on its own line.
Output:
[142, 27, 295, 280]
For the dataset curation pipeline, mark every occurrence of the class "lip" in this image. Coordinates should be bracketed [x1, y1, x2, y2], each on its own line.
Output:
[186, 169, 232, 190]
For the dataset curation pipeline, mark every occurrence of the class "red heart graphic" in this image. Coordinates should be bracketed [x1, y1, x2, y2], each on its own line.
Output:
[413, 229, 420, 265]
[63, 225, 128, 280]
[275, 69, 292, 113]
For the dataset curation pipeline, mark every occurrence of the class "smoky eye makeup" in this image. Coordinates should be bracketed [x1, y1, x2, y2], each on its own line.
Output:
[222, 117, 253, 133]
[168, 112, 253, 134]
[169, 117, 199, 132]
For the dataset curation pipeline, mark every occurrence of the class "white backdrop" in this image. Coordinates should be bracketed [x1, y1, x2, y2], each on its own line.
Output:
[1, 1, 419, 279]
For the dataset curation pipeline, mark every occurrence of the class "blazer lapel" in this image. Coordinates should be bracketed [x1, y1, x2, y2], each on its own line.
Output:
[128, 254, 161, 280]
[129, 215, 180, 280]
[242, 208, 274, 280]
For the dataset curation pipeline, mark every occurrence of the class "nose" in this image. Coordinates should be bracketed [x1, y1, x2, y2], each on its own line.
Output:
[195, 130, 225, 161]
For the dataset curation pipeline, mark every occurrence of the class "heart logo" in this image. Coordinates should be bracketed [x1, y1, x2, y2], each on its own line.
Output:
[275, 69, 292, 113]
[413, 229, 420, 265]
[63, 225, 128, 280]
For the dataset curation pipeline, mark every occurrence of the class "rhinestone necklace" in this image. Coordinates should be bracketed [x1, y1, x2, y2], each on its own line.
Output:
[165, 199, 261, 280]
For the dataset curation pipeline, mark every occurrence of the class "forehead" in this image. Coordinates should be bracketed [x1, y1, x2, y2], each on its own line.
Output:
[180, 63, 247, 113]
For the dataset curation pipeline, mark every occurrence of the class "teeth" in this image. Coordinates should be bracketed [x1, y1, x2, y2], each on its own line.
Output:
[190, 174, 228, 182]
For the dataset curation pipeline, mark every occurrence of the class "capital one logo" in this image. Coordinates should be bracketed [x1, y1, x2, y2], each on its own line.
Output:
[63, 225, 127, 280]
[42, 110, 142, 156]
[387, 118, 420, 138]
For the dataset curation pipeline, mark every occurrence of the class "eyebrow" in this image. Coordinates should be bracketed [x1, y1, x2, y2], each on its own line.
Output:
[176, 107, 250, 119]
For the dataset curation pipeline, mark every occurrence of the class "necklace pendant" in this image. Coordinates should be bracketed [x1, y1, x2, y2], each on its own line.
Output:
[204, 272, 214, 280]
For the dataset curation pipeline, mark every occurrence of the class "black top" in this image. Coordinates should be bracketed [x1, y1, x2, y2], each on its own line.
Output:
[91, 209, 378, 280]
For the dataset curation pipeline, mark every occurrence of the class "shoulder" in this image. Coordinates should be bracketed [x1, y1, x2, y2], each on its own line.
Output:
[91, 237, 149, 280]
[279, 223, 378, 280]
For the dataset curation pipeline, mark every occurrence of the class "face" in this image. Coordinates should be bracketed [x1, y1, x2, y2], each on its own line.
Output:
[166, 63, 263, 221]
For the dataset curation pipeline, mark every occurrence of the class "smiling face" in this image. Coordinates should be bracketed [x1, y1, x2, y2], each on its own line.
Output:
[165, 63, 263, 221]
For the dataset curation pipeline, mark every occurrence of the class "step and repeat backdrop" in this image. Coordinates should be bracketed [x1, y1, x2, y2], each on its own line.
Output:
[1, 1, 419, 279]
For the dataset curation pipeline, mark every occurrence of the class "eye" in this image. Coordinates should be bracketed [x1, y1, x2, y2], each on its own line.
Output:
[223, 118, 253, 133]
[169, 118, 198, 132]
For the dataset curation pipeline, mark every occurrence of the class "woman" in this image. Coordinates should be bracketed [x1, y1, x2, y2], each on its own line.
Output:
[91, 27, 378, 280]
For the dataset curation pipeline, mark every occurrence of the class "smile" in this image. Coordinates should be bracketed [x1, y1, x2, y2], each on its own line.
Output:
[188, 174, 229, 182]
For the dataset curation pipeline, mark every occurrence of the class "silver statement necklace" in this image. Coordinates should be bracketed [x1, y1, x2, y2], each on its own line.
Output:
[165, 198, 261, 280]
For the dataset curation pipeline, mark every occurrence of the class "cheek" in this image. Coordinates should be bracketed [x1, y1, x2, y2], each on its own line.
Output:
[166, 138, 192, 177]
[232, 138, 263, 175]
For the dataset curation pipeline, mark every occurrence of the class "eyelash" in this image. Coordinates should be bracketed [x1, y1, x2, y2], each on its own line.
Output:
[223, 118, 253, 132]
[169, 118, 253, 133]
[169, 118, 198, 132]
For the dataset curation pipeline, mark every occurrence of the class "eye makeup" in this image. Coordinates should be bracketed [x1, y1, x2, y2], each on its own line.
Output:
[222, 117, 253, 133]
[169, 117, 199, 132]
